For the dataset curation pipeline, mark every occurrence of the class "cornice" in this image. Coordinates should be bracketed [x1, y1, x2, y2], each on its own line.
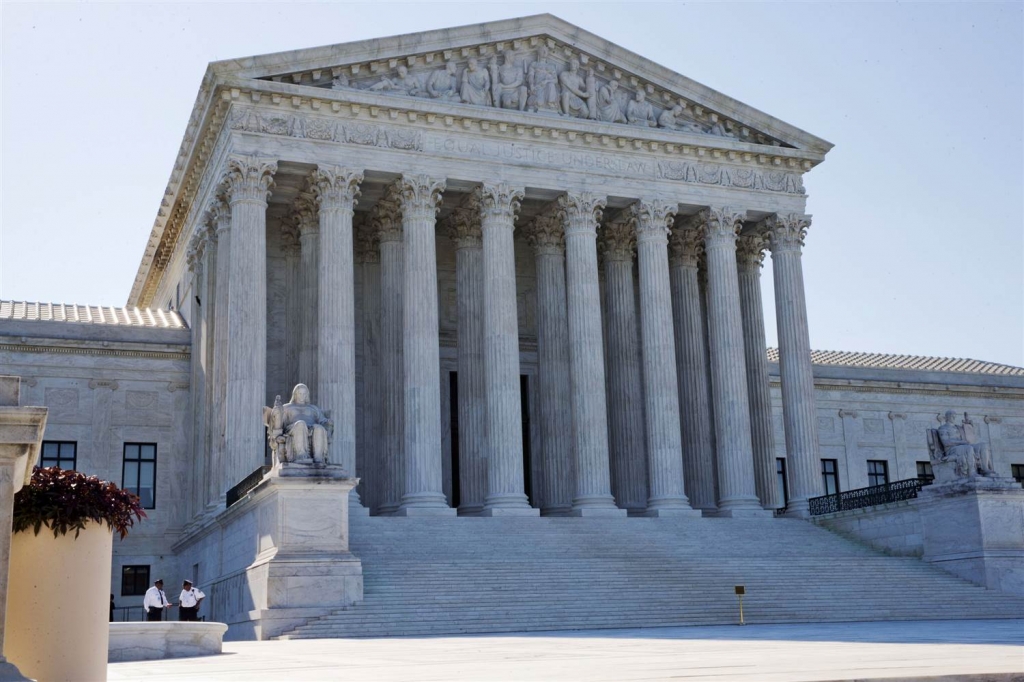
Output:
[0, 342, 191, 362]
[769, 379, 1024, 402]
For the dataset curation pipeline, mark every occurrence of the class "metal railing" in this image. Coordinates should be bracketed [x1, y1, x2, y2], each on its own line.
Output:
[226, 465, 270, 508]
[111, 606, 146, 622]
[809, 478, 923, 516]
[772, 504, 788, 518]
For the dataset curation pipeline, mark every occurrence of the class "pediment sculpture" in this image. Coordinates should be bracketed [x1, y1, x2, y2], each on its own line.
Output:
[321, 42, 769, 143]
[926, 411, 996, 484]
[264, 383, 334, 466]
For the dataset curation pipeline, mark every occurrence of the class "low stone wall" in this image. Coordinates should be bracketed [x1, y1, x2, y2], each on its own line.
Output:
[108, 622, 228, 662]
[812, 500, 924, 557]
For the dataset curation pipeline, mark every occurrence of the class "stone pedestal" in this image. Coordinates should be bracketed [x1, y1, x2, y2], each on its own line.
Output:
[918, 478, 1024, 596]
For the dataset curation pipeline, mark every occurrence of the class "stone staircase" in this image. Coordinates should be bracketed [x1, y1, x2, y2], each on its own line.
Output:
[274, 515, 1024, 639]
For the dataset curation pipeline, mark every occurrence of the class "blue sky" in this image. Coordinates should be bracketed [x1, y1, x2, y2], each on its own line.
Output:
[2, 2, 1021, 365]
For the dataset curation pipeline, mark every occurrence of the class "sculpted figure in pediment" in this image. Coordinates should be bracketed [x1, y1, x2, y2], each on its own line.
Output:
[368, 64, 422, 97]
[658, 104, 705, 134]
[708, 120, 736, 138]
[595, 79, 627, 123]
[626, 90, 657, 127]
[331, 74, 350, 90]
[460, 58, 492, 107]
[490, 50, 528, 111]
[427, 61, 461, 102]
[558, 58, 592, 118]
[527, 45, 561, 113]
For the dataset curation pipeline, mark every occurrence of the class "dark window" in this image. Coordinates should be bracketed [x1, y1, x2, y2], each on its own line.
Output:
[821, 459, 840, 495]
[776, 458, 789, 505]
[1012, 464, 1024, 485]
[40, 441, 77, 470]
[867, 460, 889, 487]
[520, 375, 533, 505]
[449, 371, 460, 510]
[121, 565, 150, 597]
[123, 443, 157, 509]
[917, 461, 935, 486]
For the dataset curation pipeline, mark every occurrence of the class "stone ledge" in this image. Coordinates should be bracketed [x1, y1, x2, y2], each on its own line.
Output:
[108, 622, 228, 662]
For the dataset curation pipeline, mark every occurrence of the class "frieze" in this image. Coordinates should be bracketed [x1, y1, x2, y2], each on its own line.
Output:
[230, 107, 423, 152]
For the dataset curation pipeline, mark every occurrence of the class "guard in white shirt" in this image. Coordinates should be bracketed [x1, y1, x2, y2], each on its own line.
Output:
[179, 580, 206, 621]
[143, 579, 172, 621]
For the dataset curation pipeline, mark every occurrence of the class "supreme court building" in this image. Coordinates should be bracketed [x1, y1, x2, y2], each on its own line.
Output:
[4, 15, 1023, 638]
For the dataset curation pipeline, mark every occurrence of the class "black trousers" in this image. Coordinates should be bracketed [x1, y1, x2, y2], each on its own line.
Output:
[179, 606, 198, 622]
[146, 607, 163, 622]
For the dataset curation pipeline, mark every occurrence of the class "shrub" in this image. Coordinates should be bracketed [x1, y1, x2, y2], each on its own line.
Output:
[13, 466, 146, 539]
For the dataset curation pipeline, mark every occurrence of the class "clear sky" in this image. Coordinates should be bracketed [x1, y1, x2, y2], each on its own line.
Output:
[2, 2, 1022, 366]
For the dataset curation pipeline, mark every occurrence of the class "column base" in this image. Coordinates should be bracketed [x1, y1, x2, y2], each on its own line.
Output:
[483, 492, 533, 513]
[782, 500, 811, 519]
[481, 506, 540, 517]
[645, 507, 703, 518]
[376, 503, 401, 516]
[394, 506, 457, 517]
[570, 507, 628, 517]
[0, 658, 30, 682]
[711, 507, 774, 518]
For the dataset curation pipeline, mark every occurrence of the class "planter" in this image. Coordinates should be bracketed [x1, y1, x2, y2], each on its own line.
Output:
[5, 521, 113, 682]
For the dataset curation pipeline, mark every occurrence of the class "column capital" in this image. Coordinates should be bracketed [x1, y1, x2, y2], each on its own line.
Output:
[354, 215, 380, 263]
[311, 165, 363, 212]
[186, 229, 207, 275]
[397, 174, 445, 221]
[210, 194, 232, 235]
[373, 184, 404, 244]
[479, 182, 524, 225]
[280, 221, 301, 257]
[445, 190, 483, 249]
[292, 192, 319, 237]
[599, 219, 636, 262]
[629, 199, 677, 244]
[736, 231, 769, 271]
[763, 213, 811, 253]
[222, 155, 277, 205]
[558, 192, 606, 236]
[698, 206, 746, 246]
[522, 208, 565, 256]
[667, 219, 704, 267]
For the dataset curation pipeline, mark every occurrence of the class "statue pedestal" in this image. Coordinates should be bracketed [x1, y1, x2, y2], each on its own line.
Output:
[918, 477, 1024, 596]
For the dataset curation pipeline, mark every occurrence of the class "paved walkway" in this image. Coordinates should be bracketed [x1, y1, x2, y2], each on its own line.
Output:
[108, 619, 1024, 681]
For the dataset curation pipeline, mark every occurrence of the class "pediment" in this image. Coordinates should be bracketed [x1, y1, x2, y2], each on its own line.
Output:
[210, 15, 832, 154]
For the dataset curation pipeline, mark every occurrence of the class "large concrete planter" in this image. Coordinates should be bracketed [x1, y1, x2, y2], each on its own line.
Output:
[5, 522, 113, 682]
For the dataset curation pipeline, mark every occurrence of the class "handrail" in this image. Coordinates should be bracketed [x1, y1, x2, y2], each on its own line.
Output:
[226, 465, 270, 508]
[809, 478, 923, 516]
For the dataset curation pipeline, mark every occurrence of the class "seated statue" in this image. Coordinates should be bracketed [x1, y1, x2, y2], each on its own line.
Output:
[927, 410, 995, 483]
[264, 384, 333, 466]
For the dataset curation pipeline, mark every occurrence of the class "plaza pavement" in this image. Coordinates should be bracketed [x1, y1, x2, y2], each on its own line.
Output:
[108, 619, 1024, 681]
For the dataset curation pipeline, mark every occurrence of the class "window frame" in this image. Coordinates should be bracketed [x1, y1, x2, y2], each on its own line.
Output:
[776, 457, 789, 506]
[821, 458, 840, 496]
[1011, 464, 1024, 485]
[120, 564, 151, 597]
[916, 460, 935, 486]
[867, 459, 890, 487]
[39, 440, 77, 471]
[122, 442, 158, 509]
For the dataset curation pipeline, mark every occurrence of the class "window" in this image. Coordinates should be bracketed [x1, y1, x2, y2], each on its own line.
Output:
[821, 459, 840, 495]
[123, 443, 157, 509]
[917, 461, 935, 486]
[776, 458, 789, 506]
[867, 460, 889, 487]
[121, 565, 150, 597]
[1012, 464, 1024, 485]
[39, 441, 77, 470]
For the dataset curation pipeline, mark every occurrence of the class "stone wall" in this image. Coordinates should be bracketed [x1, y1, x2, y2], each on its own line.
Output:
[813, 501, 924, 557]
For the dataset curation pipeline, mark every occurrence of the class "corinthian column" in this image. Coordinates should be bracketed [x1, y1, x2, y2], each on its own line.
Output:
[311, 166, 363, 504]
[397, 175, 455, 515]
[208, 197, 231, 508]
[599, 218, 647, 515]
[185, 227, 208, 519]
[294, 193, 319, 401]
[446, 193, 487, 515]
[356, 220, 382, 513]
[736, 231, 781, 510]
[765, 213, 821, 517]
[559, 192, 624, 516]
[523, 210, 574, 516]
[222, 155, 276, 489]
[630, 200, 700, 517]
[477, 182, 536, 516]
[373, 190, 404, 515]
[699, 207, 767, 516]
[668, 224, 716, 513]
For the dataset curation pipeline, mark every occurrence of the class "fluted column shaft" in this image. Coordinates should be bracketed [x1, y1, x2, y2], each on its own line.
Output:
[295, 196, 319, 401]
[767, 213, 821, 517]
[736, 233, 781, 510]
[223, 156, 276, 489]
[357, 225, 382, 512]
[526, 215, 574, 516]
[478, 183, 535, 515]
[448, 200, 488, 515]
[209, 202, 231, 507]
[700, 207, 766, 516]
[375, 196, 404, 515]
[397, 175, 454, 515]
[600, 222, 647, 514]
[631, 201, 698, 516]
[186, 230, 208, 519]
[312, 167, 363, 499]
[559, 192, 623, 516]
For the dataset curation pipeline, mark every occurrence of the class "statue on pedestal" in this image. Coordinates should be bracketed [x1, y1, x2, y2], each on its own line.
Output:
[264, 384, 333, 466]
[927, 410, 996, 483]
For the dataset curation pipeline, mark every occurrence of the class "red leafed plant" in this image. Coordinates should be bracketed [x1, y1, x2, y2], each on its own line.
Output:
[13, 466, 147, 540]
